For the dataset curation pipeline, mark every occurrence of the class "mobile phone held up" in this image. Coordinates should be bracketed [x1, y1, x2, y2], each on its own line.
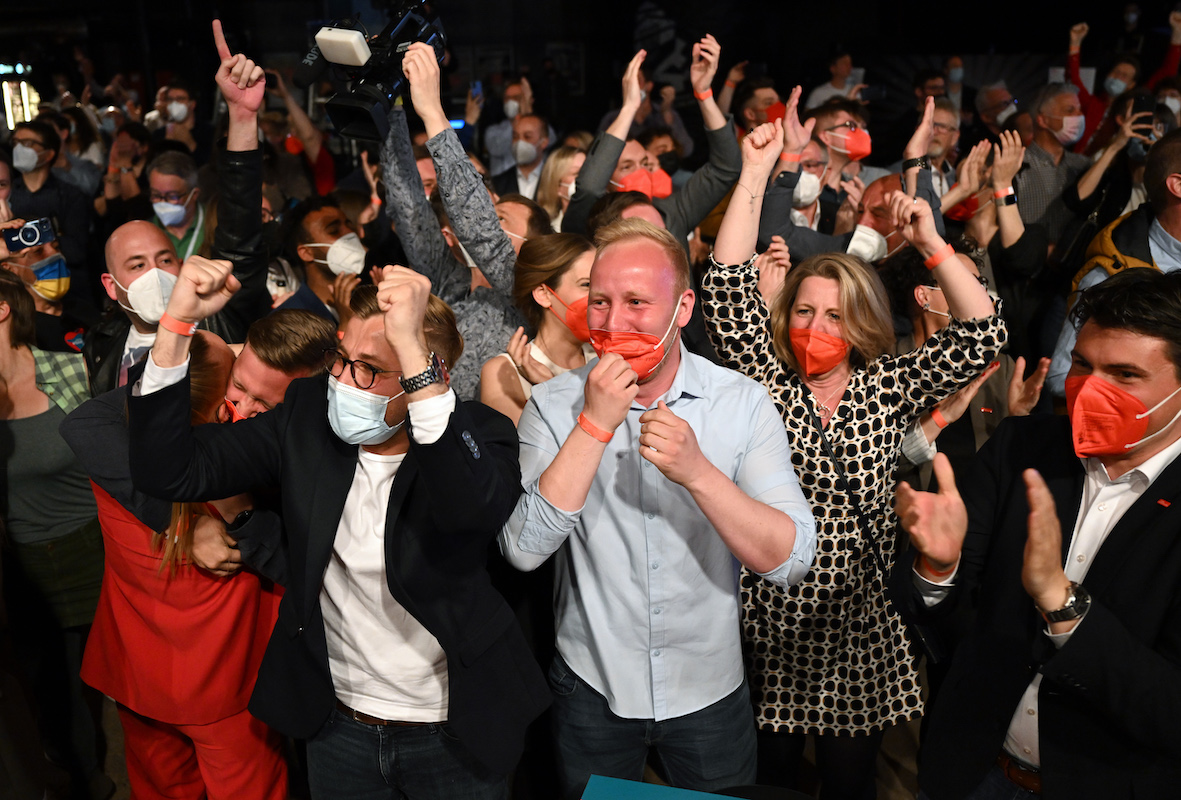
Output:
[3, 217, 57, 253]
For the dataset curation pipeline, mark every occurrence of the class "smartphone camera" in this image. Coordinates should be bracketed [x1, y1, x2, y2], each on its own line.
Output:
[3, 218, 57, 253]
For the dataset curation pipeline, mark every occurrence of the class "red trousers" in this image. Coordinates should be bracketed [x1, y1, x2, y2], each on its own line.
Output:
[118, 704, 287, 800]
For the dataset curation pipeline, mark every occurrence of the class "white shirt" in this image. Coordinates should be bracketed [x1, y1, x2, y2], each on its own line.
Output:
[516, 162, 542, 200]
[916, 431, 1181, 768]
[322, 388, 455, 721]
[805, 81, 850, 110]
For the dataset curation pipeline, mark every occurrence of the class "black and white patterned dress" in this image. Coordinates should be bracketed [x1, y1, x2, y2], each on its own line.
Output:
[701, 255, 1006, 735]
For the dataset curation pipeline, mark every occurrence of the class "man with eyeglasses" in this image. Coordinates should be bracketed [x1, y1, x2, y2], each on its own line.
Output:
[9, 120, 91, 289]
[126, 259, 549, 799]
[146, 150, 205, 260]
[888, 98, 961, 199]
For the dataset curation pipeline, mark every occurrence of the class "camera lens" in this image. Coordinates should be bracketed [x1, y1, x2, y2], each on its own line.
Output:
[18, 223, 39, 246]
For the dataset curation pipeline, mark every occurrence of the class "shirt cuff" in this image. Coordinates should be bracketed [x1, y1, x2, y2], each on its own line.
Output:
[407, 389, 456, 445]
[902, 418, 938, 465]
[1046, 609, 1088, 647]
[133, 351, 191, 397]
[913, 561, 958, 607]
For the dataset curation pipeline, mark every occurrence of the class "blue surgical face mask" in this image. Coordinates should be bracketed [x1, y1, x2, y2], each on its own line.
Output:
[326, 375, 406, 446]
[1105, 77, 1129, 97]
[101, 117, 118, 135]
[947, 67, 964, 85]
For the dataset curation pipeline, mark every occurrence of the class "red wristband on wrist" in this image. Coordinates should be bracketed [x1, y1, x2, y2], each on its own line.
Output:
[159, 312, 199, 337]
[370, 195, 382, 206]
[919, 554, 956, 579]
[930, 407, 949, 429]
[724, 79, 737, 89]
[994, 186, 1015, 199]
[577, 412, 613, 443]
[923, 243, 956, 270]
[779, 151, 802, 162]
[693, 87, 713, 101]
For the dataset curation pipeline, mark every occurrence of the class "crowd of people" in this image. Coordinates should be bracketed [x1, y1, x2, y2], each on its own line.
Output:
[3, 8, 1181, 800]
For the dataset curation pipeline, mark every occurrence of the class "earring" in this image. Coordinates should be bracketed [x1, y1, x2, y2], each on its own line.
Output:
[922, 302, 931, 311]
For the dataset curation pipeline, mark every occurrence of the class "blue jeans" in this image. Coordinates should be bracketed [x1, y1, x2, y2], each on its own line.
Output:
[548, 655, 757, 800]
[305, 707, 507, 800]
[919, 765, 1040, 800]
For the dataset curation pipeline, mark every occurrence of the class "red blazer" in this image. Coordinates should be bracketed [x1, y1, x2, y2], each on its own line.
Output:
[81, 483, 280, 725]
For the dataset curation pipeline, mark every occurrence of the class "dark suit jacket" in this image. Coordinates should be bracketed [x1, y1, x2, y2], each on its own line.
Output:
[491, 165, 520, 198]
[127, 374, 550, 775]
[901, 415, 1181, 799]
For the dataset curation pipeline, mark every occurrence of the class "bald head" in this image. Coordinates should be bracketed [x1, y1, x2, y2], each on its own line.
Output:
[101, 221, 182, 325]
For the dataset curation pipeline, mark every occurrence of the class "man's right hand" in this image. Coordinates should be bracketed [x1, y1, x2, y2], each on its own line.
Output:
[191, 515, 242, 577]
[895, 453, 967, 576]
[167, 256, 240, 324]
[582, 352, 639, 433]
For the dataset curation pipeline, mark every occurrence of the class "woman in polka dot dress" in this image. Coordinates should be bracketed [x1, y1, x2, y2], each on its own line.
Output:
[701, 102, 1006, 798]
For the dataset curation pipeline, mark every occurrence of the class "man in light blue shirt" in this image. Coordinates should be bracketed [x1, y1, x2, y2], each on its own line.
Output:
[500, 219, 816, 799]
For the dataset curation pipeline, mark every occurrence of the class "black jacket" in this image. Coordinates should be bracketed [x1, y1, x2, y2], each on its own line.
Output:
[84, 143, 271, 396]
[896, 415, 1181, 799]
[127, 374, 550, 775]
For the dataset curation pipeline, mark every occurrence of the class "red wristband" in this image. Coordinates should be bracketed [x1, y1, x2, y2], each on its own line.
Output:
[779, 151, 802, 162]
[370, 194, 382, 206]
[577, 412, 614, 443]
[923, 243, 956, 270]
[159, 312, 199, 337]
[724, 79, 737, 89]
[993, 186, 1015, 199]
[929, 407, 949, 429]
[693, 87, 713, 101]
[919, 554, 956, 579]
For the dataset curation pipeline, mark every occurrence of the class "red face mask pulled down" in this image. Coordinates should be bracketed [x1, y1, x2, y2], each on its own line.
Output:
[1064, 375, 1181, 458]
[590, 307, 680, 381]
[789, 328, 849, 377]
[542, 286, 591, 343]
[829, 127, 872, 162]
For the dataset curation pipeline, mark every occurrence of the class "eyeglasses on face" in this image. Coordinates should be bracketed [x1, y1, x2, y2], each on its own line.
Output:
[324, 348, 400, 390]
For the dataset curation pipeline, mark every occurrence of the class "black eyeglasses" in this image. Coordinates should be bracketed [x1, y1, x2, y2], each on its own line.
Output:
[324, 348, 400, 390]
[825, 120, 864, 133]
[149, 189, 192, 204]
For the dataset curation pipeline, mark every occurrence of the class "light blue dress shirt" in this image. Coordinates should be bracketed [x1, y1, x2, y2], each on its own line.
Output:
[499, 343, 817, 721]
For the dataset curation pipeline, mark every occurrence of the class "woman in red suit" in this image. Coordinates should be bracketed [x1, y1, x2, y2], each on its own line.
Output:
[62, 332, 286, 800]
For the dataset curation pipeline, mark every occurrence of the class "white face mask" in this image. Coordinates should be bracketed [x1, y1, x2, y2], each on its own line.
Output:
[111, 267, 178, 324]
[503, 99, 521, 120]
[167, 101, 189, 123]
[792, 171, 822, 208]
[560, 178, 577, 200]
[1054, 114, 1086, 146]
[513, 140, 539, 166]
[995, 101, 1017, 126]
[1163, 96, 1181, 116]
[12, 143, 39, 174]
[308, 232, 366, 275]
[846, 224, 905, 263]
[153, 189, 194, 228]
[326, 375, 406, 446]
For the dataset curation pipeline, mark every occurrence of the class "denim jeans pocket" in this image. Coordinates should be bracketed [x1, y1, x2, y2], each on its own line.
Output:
[547, 655, 579, 697]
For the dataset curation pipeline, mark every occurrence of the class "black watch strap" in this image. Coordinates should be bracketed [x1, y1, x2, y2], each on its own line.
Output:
[902, 156, 931, 171]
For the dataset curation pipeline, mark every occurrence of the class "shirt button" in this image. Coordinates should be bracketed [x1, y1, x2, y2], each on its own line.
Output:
[653, 649, 662, 657]
[647, 513, 655, 520]
[651, 562, 659, 570]
[653, 608, 662, 615]
[1023, 747, 1032, 755]
[1076, 554, 1086, 563]
[1097, 503, 1107, 511]
[1026, 708, 1036, 716]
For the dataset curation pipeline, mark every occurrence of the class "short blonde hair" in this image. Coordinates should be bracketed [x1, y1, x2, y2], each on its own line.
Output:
[593, 218, 690, 295]
[769, 252, 895, 372]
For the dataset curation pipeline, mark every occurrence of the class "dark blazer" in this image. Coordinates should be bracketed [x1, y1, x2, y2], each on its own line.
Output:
[127, 374, 550, 775]
[900, 415, 1181, 800]
[491, 165, 521, 198]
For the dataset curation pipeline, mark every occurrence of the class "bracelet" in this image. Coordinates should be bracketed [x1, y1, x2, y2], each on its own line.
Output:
[724, 79, 737, 89]
[577, 412, 614, 443]
[370, 194, 382, 206]
[779, 152, 802, 162]
[993, 186, 1015, 198]
[919, 554, 957, 579]
[994, 193, 1018, 207]
[693, 87, 713, 101]
[930, 407, 949, 429]
[158, 312, 199, 337]
[902, 156, 931, 171]
[923, 243, 956, 270]
[107, 165, 120, 174]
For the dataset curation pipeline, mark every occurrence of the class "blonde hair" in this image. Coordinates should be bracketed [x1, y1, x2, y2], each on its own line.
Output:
[535, 145, 585, 220]
[594, 218, 690, 295]
[769, 252, 895, 372]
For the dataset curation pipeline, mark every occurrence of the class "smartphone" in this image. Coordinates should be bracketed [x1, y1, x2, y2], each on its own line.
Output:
[3, 217, 56, 252]
[470, 80, 483, 100]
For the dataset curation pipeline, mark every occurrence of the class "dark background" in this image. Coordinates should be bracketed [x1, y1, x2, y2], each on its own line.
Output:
[0, 0, 1171, 146]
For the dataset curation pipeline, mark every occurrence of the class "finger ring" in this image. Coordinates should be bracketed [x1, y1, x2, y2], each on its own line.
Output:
[913, 197, 918, 205]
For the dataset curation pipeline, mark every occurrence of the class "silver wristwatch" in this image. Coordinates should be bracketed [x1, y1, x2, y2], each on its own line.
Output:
[1040, 581, 1091, 624]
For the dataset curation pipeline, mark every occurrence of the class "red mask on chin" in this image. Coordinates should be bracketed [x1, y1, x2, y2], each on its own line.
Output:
[221, 397, 248, 423]
[542, 286, 591, 343]
[1065, 375, 1181, 457]
[590, 308, 680, 380]
[789, 328, 849, 377]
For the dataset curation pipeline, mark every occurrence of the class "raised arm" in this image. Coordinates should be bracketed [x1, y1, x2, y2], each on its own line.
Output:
[713, 119, 784, 264]
[403, 42, 516, 294]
